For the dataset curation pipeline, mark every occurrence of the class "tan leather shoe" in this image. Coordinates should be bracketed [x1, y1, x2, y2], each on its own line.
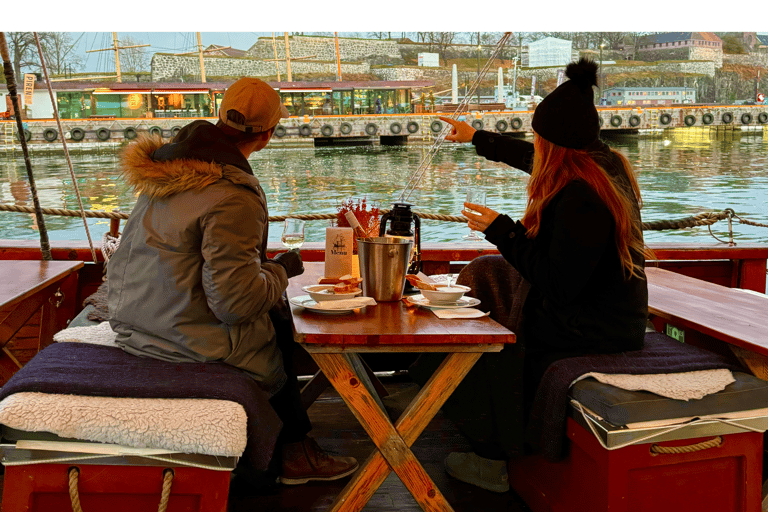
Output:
[279, 437, 359, 485]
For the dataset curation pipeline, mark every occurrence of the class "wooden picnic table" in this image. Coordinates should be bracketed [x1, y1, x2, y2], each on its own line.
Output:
[646, 266, 768, 378]
[0, 260, 83, 384]
[287, 263, 516, 512]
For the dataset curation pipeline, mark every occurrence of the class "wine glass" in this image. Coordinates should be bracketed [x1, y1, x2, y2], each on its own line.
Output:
[282, 218, 305, 251]
[463, 188, 487, 241]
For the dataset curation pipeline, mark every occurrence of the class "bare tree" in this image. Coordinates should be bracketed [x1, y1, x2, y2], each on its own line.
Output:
[427, 32, 456, 61]
[5, 32, 38, 83]
[40, 32, 84, 75]
[119, 36, 149, 73]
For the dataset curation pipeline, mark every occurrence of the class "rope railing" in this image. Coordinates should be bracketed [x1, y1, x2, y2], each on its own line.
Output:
[1, 204, 766, 233]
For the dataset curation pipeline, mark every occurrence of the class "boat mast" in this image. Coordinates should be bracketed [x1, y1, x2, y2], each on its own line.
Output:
[284, 33, 292, 82]
[197, 32, 206, 83]
[0, 32, 52, 260]
[335, 32, 342, 81]
[86, 33, 149, 83]
[271, 33, 281, 81]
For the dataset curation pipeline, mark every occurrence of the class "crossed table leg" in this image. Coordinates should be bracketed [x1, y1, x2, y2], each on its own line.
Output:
[308, 347, 491, 512]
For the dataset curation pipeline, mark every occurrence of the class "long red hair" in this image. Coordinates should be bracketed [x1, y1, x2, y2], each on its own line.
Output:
[521, 135, 646, 279]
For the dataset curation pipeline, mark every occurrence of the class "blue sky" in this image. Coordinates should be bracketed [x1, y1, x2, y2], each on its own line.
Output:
[12, 2, 756, 72]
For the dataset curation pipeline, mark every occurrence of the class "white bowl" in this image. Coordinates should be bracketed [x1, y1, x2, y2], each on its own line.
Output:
[420, 284, 471, 304]
[302, 285, 362, 302]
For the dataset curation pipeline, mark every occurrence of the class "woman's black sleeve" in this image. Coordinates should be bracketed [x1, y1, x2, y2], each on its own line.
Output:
[472, 130, 534, 175]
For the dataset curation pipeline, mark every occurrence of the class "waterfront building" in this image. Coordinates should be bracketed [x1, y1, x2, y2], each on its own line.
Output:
[636, 32, 723, 68]
[600, 86, 697, 106]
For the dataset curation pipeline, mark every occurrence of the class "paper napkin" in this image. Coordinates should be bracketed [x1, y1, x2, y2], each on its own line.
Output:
[431, 308, 489, 319]
[312, 297, 377, 310]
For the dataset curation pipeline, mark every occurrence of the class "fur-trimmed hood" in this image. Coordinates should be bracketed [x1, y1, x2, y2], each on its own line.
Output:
[119, 121, 259, 199]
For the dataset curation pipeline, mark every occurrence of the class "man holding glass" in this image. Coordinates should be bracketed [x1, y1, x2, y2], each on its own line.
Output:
[107, 77, 358, 491]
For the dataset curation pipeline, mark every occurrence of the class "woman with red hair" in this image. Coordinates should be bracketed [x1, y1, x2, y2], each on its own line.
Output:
[410, 59, 649, 493]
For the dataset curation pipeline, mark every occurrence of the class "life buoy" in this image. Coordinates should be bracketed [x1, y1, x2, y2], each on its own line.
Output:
[406, 121, 419, 133]
[610, 115, 622, 127]
[96, 128, 111, 141]
[510, 117, 523, 130]
[321, 124, 334, 136]
[70, 127, 86, 141]
[148, 126, 163, 138]
[628, 115, 641, 127]
[274, 125, 286, 138]
[18, 129, 31, 142]
[170, 126, 181, 137]
[598, 117, 604, 127]
[365, 123, 378, 135]
[684, 115, 696, 126]
[123, 127, 138, 140]
[340, 122, 353, 135]
[721, 112, 733, 124]
[389, 122, 402, 134]
[758, 112, 768, 124]
[43, 128, 58, 142]
[299, 124, 312, 136]
[741, 113, 753, 125]
[659, 113, 672, 125]
[702, 113, 714, 125]
[430, 120, 443, 133]
[471, 119, 484, 130]
[495, 119, 508, 132]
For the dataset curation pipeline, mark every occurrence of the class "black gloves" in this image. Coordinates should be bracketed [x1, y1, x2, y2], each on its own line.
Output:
[271, 249, 304, 278]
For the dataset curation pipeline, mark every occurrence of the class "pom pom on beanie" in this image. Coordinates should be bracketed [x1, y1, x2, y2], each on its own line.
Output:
[531, 58, 601, 149]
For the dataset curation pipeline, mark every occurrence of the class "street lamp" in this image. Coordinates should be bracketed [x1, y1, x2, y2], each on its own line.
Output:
[599, 42, 605, 93]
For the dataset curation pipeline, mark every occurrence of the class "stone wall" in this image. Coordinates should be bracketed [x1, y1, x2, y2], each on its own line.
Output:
[151, 53, 369, 82]
[724, 53, 768, 67]
[248, 36, 403, 63]
[637, 47, 723, 69]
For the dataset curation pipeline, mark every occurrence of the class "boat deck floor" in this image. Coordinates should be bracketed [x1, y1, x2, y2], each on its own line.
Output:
[0, 378, 532, 511]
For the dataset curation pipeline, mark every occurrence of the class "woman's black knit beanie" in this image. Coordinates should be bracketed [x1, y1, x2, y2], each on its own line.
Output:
[531, 58, 600, 149]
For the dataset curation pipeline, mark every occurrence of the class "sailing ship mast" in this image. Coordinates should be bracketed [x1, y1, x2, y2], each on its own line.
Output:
[86, 33, 149, 83]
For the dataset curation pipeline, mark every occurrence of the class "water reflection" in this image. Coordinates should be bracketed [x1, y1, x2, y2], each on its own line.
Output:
[1, 129, 766, 244]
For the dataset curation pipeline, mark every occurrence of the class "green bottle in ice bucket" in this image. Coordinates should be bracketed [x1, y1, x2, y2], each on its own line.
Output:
[379, 202, 422, 285]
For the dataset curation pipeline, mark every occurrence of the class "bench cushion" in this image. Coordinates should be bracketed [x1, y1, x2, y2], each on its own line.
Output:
[570, 371, 768, 426]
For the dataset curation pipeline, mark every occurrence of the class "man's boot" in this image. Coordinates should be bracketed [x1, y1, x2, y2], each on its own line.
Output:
[279, 436, 359, 485]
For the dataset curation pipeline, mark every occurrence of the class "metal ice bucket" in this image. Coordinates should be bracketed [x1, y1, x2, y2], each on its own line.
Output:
[358, 237, 414, 302]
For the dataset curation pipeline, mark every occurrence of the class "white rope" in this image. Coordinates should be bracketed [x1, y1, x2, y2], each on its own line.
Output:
[400, 32, 513, 203]
[101, 231, 121, 264]
[33, 32, 98, 264]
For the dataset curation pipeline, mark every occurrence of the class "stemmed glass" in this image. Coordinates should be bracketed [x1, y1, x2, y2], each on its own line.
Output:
[281, 218, 306, 252]
[463, 188, 487, 241]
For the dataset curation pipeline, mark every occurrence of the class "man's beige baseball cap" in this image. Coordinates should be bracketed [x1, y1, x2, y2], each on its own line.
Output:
[218, 77, 290, 133]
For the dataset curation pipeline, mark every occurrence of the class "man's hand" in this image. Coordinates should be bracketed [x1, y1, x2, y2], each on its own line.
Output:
[272, 249, 304, 278]
[440, 116, 476, 143]
[462, 203, 500, 233]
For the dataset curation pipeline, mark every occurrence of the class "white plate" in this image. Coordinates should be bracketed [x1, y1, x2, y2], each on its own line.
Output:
[409, 294, 481, 310]
[289, 295, 364, 314]
[302, 284, 362, 302]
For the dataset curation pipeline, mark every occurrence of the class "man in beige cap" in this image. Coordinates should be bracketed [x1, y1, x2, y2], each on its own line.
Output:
[107, 77, 358, 491]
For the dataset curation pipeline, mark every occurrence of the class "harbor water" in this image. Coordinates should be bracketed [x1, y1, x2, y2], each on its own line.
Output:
[0, 128, 767, 246]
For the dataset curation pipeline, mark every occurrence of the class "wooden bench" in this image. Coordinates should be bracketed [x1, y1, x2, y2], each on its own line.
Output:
[646, 266, 768, 379]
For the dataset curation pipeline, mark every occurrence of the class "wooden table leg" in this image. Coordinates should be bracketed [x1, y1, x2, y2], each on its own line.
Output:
[311, 351, 483, 512]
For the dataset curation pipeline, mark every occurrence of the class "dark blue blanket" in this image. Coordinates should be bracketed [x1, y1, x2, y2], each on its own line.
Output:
[0, 342, 282, 471]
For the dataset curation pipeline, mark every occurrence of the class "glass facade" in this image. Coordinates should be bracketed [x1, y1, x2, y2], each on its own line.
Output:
[53, 85, 414, 119]
[280, 87, 411, 116]
[55, 91, 214, 119]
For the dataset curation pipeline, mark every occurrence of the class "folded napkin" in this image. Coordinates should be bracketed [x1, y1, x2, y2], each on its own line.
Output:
[431, 308, 489, 319]
[311, 297, 377, 310]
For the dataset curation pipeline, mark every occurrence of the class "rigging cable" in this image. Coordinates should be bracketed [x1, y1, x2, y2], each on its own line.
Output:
[0, 32, 52, 260]
[34, 32, 99, 264]
[399, 32, 513, 203]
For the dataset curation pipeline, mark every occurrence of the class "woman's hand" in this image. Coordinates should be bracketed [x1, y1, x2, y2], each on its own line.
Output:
[440, 116, 476, 143]
[462, 203, 500, 233]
